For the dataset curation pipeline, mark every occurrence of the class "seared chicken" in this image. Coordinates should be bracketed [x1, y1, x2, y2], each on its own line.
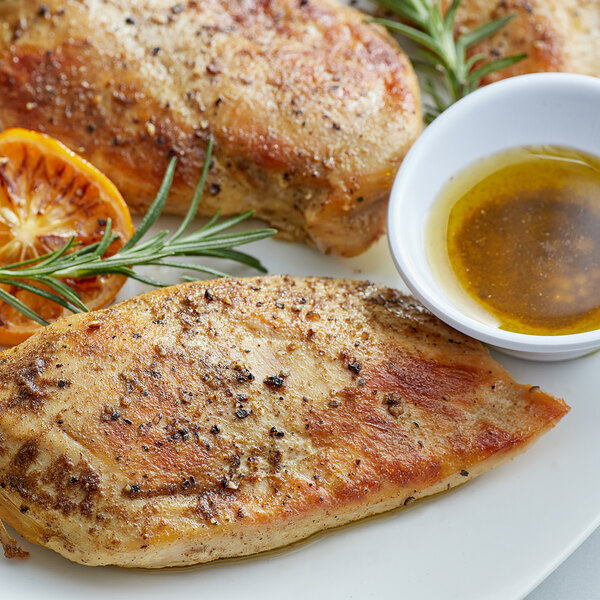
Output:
[0, 0, 422, 257]
[447, 0, 600, 82]
[0, 276, 567, 567]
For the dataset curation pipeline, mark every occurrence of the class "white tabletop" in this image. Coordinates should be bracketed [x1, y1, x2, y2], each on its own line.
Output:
[526, 526, 600, 599]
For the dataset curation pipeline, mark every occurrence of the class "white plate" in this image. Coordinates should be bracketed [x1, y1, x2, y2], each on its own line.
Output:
[1, 219, 599, 600]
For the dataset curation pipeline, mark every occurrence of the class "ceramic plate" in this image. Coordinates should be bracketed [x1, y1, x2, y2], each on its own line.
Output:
[1, 218, 599, 600]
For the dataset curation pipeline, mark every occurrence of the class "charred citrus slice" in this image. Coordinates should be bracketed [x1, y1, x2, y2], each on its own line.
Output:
[0, 128, 134, 345]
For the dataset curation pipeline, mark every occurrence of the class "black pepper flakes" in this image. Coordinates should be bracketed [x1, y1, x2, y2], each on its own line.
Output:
[235, 408, 250, 419]
[125, 16, 136, 24]
[270, 426, 285, 438]
[210, 424, 220, 434]
[460, 469, 469, 477]
[347, 361, 362, 375]
[235, 367, 255, 383]
[264, 375, 284, 388]
[205, 289, 214, 301]
[209, 183, 221, 196]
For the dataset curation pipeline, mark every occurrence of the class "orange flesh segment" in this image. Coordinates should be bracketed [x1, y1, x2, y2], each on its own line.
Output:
[0, 128, 134, 345]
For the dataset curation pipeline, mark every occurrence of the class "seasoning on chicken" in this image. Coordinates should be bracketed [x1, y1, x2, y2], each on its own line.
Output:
[446, 0, 600, 83]
[0, 0, 422, 256]
[0, 276, 568, 567]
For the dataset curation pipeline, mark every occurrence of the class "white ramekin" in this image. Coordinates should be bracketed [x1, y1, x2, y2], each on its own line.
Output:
[388, 73, 600, 361]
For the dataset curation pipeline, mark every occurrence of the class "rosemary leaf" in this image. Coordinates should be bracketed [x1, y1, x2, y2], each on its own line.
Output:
[35, 277, 88, 312]
[171, 137, 214, 241]
[0, 288, 48, 326]
[0, 279, 82, 314]
[458, 14, 515, 50]
[121, 157, 177, 251]
[374, 18, 444, 55]
[109, 268, 171, 289]
[371, 0, 528, 119]
[0, 137, 277, 325]
[149, 260, 230, 279]
[198, 248, 267, 271]
[467, 53, 528, 85]
[95, 219, 115, 258]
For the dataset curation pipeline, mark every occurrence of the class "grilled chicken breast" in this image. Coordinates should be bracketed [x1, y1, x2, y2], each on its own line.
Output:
[447, 0, 600, 82]
[0, 276, 567, 567]
[0, 0, 421, 257]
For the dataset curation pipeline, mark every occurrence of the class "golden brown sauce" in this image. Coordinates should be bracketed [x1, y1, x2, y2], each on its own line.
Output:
[427, 146, 600, 335]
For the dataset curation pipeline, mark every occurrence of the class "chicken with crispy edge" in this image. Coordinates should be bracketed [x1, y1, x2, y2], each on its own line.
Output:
[0, 0, 422, 257]
[0, 276, 568, 567]
[445, 0, 600, 83]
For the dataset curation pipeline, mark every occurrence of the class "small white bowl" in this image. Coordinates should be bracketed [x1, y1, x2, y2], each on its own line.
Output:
[388, 73, 600, 362]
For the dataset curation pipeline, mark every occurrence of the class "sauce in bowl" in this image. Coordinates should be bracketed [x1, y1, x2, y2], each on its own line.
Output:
[427, 146, 600, 335]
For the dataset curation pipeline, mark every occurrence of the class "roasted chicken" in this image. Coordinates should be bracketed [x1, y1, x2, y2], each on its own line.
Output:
[448, 0, 600, 82]
[0, 0, 422, 257]
[0, 276, 568, 567]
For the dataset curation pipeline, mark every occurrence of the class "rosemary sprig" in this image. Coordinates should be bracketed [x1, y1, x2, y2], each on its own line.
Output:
[0, 138, 277, 326]
[372, 0, 527, 122]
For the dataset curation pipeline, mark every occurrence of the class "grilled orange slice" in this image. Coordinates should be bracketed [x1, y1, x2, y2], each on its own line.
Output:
[0, 128, 134, 345]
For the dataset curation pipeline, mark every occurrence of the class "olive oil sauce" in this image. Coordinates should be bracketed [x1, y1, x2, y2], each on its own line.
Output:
[427, 146, 600, 335]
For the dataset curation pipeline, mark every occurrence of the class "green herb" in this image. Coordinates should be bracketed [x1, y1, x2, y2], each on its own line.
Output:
[0, 138, 277, 326]
[372, 0, 527, 122]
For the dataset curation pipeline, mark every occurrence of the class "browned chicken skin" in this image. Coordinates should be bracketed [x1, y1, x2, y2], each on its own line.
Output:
[0, 0, 422, 256]
[446, 0, 600, 83]
[0, 276, 567, 567]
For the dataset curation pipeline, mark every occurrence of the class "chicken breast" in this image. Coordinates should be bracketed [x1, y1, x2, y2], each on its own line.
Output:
[0, 276, 568, 567]
[448, 0, 600, 82]
[0, 0, 421, 257]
